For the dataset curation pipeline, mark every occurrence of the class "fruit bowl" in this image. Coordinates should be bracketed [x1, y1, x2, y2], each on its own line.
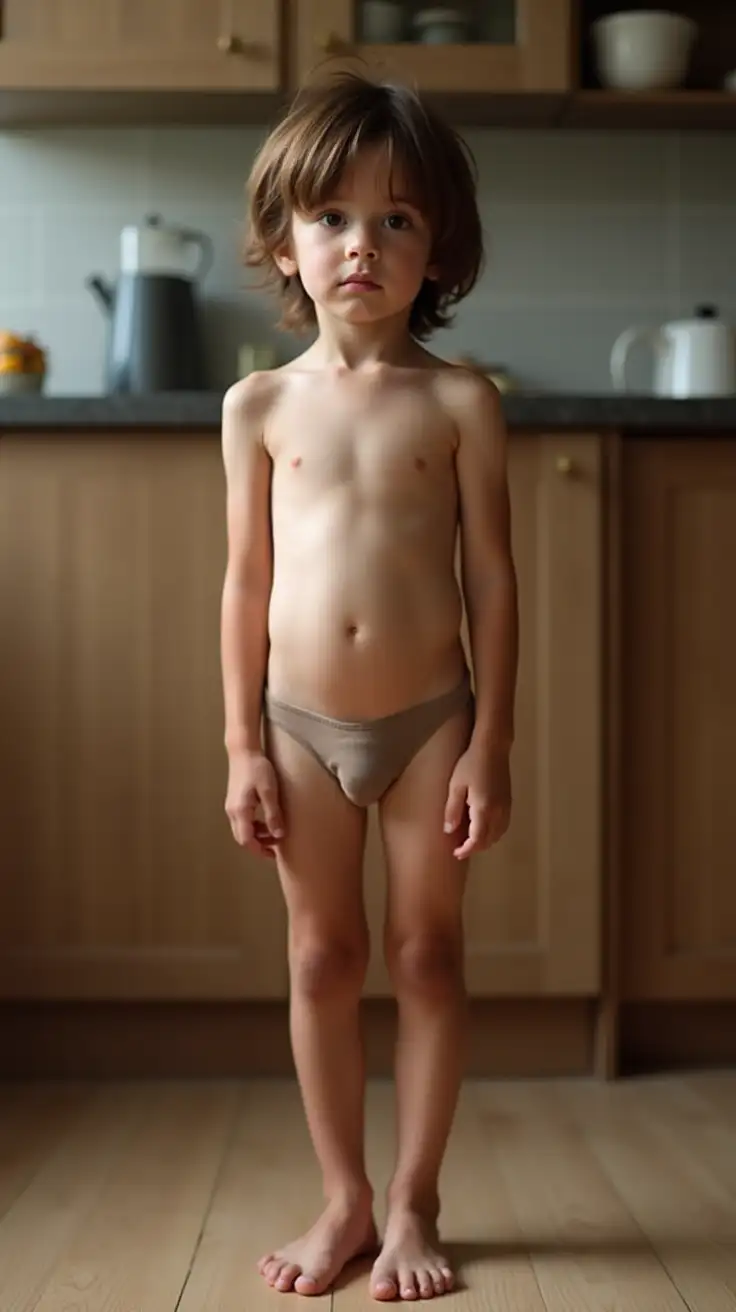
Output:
[0, 372, 45, 395]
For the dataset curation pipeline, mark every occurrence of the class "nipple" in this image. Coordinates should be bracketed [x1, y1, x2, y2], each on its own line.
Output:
[291, 456, 302, 468]
[415, 456, 427, 471]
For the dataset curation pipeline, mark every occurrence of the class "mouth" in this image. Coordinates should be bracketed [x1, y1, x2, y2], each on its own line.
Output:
[340, 275, 381, 291]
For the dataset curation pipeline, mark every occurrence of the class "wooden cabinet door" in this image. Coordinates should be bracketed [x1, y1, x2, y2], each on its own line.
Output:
[295, 0, 571, 94]
[621, 439, 736, 1001]
[0, 1, 280, 91]
[364, 434, 603, 996]
[0, 434, 288, 1001]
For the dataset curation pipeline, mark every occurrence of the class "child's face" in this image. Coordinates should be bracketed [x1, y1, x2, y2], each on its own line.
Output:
[276, 145, 436, 329]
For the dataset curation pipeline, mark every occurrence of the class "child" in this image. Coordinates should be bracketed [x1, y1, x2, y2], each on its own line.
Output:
[221, 71, 518, 1302]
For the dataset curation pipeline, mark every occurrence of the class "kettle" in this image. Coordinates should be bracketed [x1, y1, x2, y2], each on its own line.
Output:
[87, 215, 212, 393]
[611, 305, 736, 397]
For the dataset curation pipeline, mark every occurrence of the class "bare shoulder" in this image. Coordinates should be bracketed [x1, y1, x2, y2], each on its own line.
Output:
[431, 362, 505, 444]
[221, 369, 287, 474]
[222, 370, 283, 434]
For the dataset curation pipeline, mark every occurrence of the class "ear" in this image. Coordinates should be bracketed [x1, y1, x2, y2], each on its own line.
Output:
[274, 248, 298, 278]
[425, 262, 440, 281]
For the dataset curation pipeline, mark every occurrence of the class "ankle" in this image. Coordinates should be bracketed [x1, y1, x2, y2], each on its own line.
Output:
[325, 1177, 374, 1212]
[386, 1179, 440, 1220]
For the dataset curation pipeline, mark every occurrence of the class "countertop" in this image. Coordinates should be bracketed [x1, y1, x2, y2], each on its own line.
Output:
[1, 391, 736, 432]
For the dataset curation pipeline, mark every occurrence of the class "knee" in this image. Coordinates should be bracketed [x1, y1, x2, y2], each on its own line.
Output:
[388, 930, 464, 1000]
[290, 932, 369, 1002]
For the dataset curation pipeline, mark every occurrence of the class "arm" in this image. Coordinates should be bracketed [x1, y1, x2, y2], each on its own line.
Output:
[444, 371, 518, 856]
[221, 374, 283, 854]
[455, 373, 518, 753]
[220, 373, 274, 754]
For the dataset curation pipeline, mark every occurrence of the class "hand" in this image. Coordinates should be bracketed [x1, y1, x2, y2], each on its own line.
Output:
[225, 749, 284, 859]
[443, 743, 511, 860]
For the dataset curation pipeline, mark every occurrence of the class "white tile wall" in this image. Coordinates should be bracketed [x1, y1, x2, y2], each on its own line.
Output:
[0, 124, 734, 394]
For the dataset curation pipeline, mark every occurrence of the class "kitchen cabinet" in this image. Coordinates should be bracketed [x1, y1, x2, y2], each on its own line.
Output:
[620, 439, 736, 1002]
[0, 429, 601, 1004]
[364, 432, 603, 997]
[0, 434, 288, 1001]
[0, 1, 281, 92]
[295, 0, 572, 95]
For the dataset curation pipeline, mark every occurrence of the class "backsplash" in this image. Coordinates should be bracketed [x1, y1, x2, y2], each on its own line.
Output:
[0, 123, 734, 393]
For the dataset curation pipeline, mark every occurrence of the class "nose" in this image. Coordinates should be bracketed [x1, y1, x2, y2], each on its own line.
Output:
[345, 222, 378, 261]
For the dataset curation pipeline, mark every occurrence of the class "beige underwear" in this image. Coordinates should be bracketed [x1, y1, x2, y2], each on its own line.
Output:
[263, 672, 473, 807]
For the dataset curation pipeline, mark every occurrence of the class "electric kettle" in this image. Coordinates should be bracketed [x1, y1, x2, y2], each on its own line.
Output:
[611, 305, 736, 397]
[87, 214, 212, 393]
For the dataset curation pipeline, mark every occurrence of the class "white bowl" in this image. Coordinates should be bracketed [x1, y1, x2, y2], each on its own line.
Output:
[592, 10, 697, 91]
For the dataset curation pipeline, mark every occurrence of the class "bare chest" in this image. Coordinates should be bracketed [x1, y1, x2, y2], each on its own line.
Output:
[268, 383, 458, 509]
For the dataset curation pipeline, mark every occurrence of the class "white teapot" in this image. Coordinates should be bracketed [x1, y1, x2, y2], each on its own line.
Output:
[611, 305, 736, 397]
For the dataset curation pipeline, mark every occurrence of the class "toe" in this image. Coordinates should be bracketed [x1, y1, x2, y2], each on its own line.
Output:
[440, 1265, 454, 1290]
[399, 1268, 419, 1300]
[263, 1259, 282, 1284]
[429, 1267, 445, 1294]
[257, 1253, 273, 1274]
[275, 1263, 300, 1291]
[372, 1275, 399, 1301]
[294, 1268, 329, 1296]
[417, 1270, 435, 1299]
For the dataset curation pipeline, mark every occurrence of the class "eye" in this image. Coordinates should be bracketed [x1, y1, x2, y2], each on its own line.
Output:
[318, 211, 344, 228]
[385, 213, 412, 230]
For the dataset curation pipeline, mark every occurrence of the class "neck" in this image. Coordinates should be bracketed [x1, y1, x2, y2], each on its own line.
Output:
[309, 307, 418, 370]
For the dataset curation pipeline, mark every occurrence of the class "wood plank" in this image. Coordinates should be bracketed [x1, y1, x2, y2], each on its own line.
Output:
[477, 1081, 689, 1311]
[5, 1082, 238, 1312]
[178, 1080, 331, 1310]
[565, 1078, 736, 1312]
[0, 1083, 94, 1217]
[684, 1073, 736, 1128]
[334, 1078, 549, 1309]
[0, 1083, 149, 1312]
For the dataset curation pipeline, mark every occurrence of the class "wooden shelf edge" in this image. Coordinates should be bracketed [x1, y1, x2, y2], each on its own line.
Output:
[0, 86, 735, 130]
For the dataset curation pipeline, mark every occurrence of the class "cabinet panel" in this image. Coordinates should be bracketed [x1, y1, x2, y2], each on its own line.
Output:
[364, 434, 603, 997]
[622, 439, 736, 1000]
[0, 435, 288, 1000]
[296, 0, 572, 93]
[0, 1, 281, 91]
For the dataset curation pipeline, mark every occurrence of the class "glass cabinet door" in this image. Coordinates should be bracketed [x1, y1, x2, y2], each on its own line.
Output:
[296, 0, 572, 93]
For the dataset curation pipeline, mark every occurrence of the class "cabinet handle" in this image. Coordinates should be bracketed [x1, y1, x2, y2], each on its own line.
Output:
[319, 31, 354, 54]
[556, 454, 574, 476]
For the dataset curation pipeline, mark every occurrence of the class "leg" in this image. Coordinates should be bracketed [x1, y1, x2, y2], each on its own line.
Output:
[371, 705, 472, 1302]
[257, 723, 377, 1296]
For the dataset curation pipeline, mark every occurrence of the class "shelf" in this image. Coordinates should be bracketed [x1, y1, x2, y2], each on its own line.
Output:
[563, 91, 736, 130]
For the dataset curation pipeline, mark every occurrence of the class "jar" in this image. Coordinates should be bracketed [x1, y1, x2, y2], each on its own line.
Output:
[413, 7, 469, 43]
[361, 0, 404, 43]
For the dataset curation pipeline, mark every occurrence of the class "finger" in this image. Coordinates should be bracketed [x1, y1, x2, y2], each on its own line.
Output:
[444, 782, 467, 833]
[453, 805, 488, 859]
[246, 837, 277, 860]
[259, 786, 285, 839]
[229, 809, 254, 848]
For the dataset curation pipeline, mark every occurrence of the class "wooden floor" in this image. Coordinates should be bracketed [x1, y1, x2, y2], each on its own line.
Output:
[0, 1073, 734, 1309]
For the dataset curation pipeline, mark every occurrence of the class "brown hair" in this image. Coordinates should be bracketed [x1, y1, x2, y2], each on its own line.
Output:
[244, 71, 483, 340]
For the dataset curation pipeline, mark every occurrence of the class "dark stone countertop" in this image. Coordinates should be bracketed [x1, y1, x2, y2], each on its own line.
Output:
[1, 391, 736, 432]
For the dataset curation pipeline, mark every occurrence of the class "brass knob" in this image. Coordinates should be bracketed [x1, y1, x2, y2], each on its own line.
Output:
[556, 454, 574, 476]
[217, 33, 238, 54]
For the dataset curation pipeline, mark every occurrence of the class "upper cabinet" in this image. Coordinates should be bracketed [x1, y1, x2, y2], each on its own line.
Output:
[0, 0, 282, 92]
[295, 0, 572, 94]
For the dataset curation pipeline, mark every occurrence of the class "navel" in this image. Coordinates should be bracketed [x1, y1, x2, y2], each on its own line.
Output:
[415, 456, 427, 472]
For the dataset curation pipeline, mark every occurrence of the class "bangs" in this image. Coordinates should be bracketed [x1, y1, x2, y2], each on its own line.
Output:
[278, 81, 435, 220]
[245, 72, 483, 340]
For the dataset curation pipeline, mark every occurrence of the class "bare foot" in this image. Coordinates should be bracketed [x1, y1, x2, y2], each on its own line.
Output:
[258, 1192, 378, 1296]
[370, 1206, 454, 1301]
